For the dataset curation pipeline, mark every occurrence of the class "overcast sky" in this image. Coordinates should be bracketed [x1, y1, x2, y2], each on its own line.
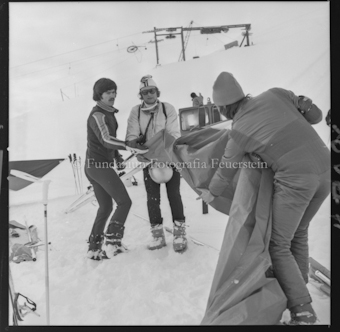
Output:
[10, 2, 327, 68]
[8, 2, 329, 116]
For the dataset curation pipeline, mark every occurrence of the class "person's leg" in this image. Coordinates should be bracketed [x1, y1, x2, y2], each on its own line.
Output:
[165, 167, 187, 252]
[290, 171, 330, 284]
[85, 167, 114, 259]
[85, 167, 113, 237]
[165, 168, 185, 222]
[87, 166, 132, 225]
[269, 175, 319, 310]
[143, 167, 162, 225]
[143, 167, 166, 250]
[86, 166, 132, 257]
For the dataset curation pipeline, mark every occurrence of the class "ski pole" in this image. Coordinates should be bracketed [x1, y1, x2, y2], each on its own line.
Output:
[9, 265, 19, 325]
[73, 153, 81, 194]
[42, 180, 51, 325]
[68, 154, 78, 194]
[78, 156, 83, 193]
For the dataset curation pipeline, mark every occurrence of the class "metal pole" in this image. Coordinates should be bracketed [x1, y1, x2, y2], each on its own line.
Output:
[154, 28, 159, 65]
[239, 34, 246, 47]
[202, 201, 209, 214]
[42, 180, 51, 325]
[246, 30, 250, 46]
[180, 27, 186, 61]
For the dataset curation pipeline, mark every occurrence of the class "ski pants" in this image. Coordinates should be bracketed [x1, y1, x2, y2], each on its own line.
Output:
[85, 163, 131, 237]
[143, 165, 185, 226]
[269, 170, 330, 309]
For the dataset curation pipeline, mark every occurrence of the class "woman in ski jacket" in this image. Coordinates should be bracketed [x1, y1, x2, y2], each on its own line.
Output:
[198, 72, 330, 325]
[85, 78, 147, 260]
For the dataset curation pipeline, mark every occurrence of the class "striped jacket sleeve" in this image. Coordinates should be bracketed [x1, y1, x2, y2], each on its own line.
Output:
[90, 112, 126, 150]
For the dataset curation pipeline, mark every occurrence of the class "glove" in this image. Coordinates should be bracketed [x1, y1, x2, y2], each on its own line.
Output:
[136, 154, 150, 163]
[197, 188, 215, 204]
[126, 144, 149, 155]
[297, 95, 323, 125]
[297, 96, 313, 114]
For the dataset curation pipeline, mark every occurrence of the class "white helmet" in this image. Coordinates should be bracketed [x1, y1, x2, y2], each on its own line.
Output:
[149, 163, 173, 183]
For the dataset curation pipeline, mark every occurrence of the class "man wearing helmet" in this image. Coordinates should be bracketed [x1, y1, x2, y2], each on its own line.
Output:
[126, 75, 187, 253]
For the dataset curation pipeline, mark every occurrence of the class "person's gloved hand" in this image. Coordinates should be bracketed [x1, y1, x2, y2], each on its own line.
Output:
[136, 154, 150, 163]
[197, 188, 215, 204]
[126, 140, 149, 154]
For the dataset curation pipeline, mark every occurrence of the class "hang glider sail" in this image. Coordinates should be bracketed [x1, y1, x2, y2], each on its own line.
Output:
[9, 159, 65, 191]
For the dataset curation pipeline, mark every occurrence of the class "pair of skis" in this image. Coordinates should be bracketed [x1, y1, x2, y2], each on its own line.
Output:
[68, 153, 83, 194]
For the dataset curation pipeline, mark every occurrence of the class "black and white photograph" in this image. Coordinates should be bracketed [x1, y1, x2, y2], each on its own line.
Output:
[3, 1, 334, 326]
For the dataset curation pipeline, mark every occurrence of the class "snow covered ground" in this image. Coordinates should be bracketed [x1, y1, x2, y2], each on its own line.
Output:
[9, 167, 330, 325]
[8, 2, 330, 326]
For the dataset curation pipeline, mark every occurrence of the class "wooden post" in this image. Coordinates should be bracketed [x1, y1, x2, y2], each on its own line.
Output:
[180, 27, 186, 61]
[246, 30, 250, 46]
[154, 28, 159, 65]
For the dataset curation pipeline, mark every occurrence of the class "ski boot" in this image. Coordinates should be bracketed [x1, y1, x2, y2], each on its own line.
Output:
[286, 303, 318, 325]
[103, 220, 128, 258]
[173, 220, 187, 253]
[87, 234, 104, 261]
[147, 223, 166, 250]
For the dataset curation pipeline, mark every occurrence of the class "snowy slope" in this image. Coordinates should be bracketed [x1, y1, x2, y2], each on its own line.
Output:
[9, 3, 330, 326]
[9, 169, 330, 325]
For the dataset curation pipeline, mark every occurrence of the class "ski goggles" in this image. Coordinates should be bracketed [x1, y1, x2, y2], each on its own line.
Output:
[141, 88, 157, 95]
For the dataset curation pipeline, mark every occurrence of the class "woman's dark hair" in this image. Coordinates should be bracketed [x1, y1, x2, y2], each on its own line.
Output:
[191, 92, 197, 98]
[93, 78, 117, 101]
[220, 94, 252, 120]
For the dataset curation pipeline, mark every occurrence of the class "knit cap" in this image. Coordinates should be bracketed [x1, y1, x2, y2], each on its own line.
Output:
[139, 75, 158, 91]
[212, 72, 245, 106]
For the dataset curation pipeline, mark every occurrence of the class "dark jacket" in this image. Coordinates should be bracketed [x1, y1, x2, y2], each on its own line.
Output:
[209, 88, 329, 197]
[86, 105, 126, 163]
